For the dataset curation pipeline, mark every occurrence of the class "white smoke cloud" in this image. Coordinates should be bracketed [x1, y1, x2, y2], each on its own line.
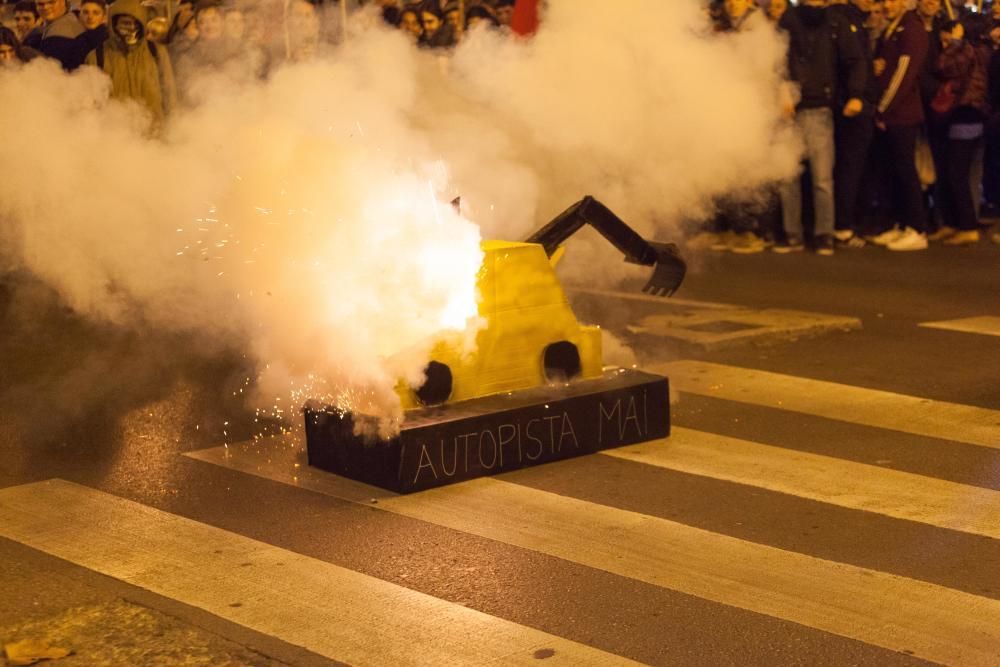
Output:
[0, 1, 797, 430]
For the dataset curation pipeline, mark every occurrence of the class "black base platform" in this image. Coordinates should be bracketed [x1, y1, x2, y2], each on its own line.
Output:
[304, 368, 670, 493]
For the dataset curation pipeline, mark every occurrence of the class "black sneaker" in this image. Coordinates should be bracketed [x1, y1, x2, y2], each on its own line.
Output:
[771, 237, 804, 254]
[815, 234, 835, 256]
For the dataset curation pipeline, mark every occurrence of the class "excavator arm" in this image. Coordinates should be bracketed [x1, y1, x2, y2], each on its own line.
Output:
[525, 196, 686, 297]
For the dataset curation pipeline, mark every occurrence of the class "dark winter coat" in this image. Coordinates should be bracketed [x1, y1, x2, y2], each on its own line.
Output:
[876, 11, 930, 127]
[918, 15, 946, 109]
[779, 5, 866, 111]
[828, 2, 878, 112]
[23, 11, 90, 70]
[935, 41, 989, 123]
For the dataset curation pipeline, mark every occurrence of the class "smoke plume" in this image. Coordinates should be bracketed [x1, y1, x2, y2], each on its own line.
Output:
[0, 0, 797, 430]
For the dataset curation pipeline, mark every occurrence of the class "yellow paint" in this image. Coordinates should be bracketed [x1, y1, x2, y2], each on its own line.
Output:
[397, 241, 602, 408]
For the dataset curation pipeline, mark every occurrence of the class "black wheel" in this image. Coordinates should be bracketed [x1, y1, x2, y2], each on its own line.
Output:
[543, 341, 582, 382]
[415, 361, 453, 406]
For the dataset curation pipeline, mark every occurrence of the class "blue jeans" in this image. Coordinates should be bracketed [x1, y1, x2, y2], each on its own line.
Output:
[781, 107, 836, 239]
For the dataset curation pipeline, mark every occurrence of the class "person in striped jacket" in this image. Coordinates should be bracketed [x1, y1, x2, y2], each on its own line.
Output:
[870, 0, 931, 251]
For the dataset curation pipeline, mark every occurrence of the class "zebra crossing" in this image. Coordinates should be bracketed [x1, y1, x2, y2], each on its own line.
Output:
[3, 361, 1000, 665]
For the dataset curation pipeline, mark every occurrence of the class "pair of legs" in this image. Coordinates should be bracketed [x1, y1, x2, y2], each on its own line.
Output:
[938, 131, 984, 232]
[834, 113, 875, 237]
[780, 108, 835, 242]
[875, 124, 927, 234]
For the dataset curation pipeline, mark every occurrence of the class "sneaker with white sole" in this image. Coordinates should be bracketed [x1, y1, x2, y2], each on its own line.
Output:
[927, 226, 958, 242]
[729, 231, 766, 254]
[834, 230, 866, 248]
[869, 227, 904, 246]
[771, 237, 804, 253]
[942, 229, 980, 245]
[710, 230, 735, 251]
[887, 227, 928, 251]
[815, 234, 835, 256]
[686, 231, 723, 250]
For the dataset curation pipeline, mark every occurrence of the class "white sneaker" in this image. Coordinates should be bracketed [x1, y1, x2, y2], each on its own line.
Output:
[869, 227, 904, 246]
[887, 227, 929, 251]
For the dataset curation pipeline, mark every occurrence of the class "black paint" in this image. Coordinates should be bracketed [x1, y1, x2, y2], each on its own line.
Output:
[305, 369, 671, 493]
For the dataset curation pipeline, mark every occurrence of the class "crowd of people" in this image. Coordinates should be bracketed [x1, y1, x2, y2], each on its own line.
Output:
[700, 0, 1000, 254]
[0, 0, 519, 126]
[3, 0, 1000, 253]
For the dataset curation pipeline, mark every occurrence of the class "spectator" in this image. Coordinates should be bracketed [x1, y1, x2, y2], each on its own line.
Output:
[79, 0, 109, 47]
[493, 0, 513, 28]
[283, 0, 323, 63]
[0, 26, 29, 65]
[442, 1, 461, 39]
[712, 0, 762, 33]
[465, 5, 498, 31]
[85, 0, 177, 131]
[870, 0, 931, 251]
[419, 2, 455, 48]
[175, 0, 229, 77]
[766, 0, 788, 24]
[165, 0, 198, 60]
[79, 0, 107, 31]
[917, 0, 949, 232]
[12, 0, 40, 43]
[774, 0, 866, 256]
[982, 22, 1000, 217]
[223, 3, 244, 46]
[704, 0, 770, 254]
[376, 0, 401, 25]
[829, 0, 881, 249]
[399, 6, 422, 41]
[23, 0, 91, 70]
[926, 20, 988, 244]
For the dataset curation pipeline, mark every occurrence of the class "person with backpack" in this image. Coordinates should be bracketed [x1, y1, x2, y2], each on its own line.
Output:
[927, 19, 990, 244]
[85, 0, 177, 132]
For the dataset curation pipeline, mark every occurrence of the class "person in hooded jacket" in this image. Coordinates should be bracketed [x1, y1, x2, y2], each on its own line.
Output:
[85, 0, 177, 132]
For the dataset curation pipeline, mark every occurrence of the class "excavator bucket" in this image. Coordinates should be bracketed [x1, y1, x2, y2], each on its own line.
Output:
[526, 196, 686, 298]
[640, 241, 686, 297]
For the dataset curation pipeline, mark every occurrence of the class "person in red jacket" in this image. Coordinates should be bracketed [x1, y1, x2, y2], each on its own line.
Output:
[871, 0, 931, 251]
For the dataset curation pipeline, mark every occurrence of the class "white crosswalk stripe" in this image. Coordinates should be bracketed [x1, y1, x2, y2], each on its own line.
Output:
[0, 479, 633, 667]
[654, 360, 1000, 449]
[379, 479, 1000, 666]
[604, 426, 1000, 539]
[919, 316, 1000, 338]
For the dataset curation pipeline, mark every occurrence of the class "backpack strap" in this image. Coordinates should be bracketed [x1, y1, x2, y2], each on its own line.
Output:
[147, 39, 158, 63]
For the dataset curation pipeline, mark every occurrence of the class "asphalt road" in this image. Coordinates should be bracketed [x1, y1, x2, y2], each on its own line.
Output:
[1, 235, 999, 666]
